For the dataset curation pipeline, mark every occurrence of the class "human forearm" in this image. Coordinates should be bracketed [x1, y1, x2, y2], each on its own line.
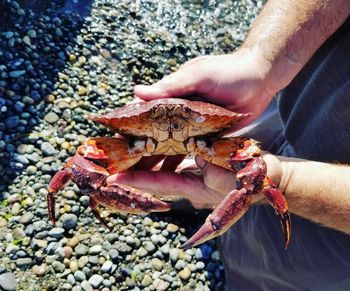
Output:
[276, 156, 350, 234]
[243, 0, 350, 94]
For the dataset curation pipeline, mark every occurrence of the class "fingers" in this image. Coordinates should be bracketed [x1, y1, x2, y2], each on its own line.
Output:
[106, 171, 197, 197]
[134, 58, 208, 100]
[132, 155, 186, 171]
[134, 84, 171, 100]
[160, 155, 186, 171]
[133, 156, 164, 171]
[176, 158, 198, 173]
[195, 156, 236, 194]
[134, 70, 199, 100]
[106, 171, 224, 208]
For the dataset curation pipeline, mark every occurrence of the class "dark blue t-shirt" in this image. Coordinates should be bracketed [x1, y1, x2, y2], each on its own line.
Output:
[218, 18, 350, 291]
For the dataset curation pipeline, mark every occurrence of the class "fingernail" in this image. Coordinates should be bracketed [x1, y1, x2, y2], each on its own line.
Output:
[195, 156, 208, 169]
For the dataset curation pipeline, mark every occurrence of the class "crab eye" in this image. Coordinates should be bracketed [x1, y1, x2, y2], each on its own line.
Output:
[173, 105, 186, 118]
[153, 106, 167, 119]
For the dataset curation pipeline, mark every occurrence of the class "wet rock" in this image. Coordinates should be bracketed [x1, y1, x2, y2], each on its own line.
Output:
[22, 36, 31, 46]
[0, 272, 16, 291]
[74, 270, 86, 282]
[44, 112, 59, 124]
[32, 264, 47, 276]
[61, 213, 78, 230]
[40, 142, 56, 156]
[9, 70, 26, 78]
[141, 274, 153, 287]
[75, 244, 89, 256]
[5, 116, 19, 129]
[16, 258, 33, 269]
[55, 27, 63, 37]
[27, 29, 37, 38]
[81, 280, 93, 291]
[179, 266, 191, 281]
[88, 274, 104, 288]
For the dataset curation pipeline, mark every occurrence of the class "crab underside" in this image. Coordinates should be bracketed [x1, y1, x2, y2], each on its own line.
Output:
[48, 98, 291, 249]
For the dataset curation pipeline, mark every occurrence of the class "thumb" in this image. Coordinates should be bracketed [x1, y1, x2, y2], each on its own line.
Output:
[195, 156, 236, 194]
[134, 67, 203, 100]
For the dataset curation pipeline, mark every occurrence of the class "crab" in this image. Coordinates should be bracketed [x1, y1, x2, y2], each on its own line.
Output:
[48, 98, 291, 249]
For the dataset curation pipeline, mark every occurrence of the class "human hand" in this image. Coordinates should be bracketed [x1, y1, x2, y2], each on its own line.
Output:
[134, 48, 276, 128]
[106, 157, 232, 209]
[106, 154, 282, 209]
[110, 49, 282, 209]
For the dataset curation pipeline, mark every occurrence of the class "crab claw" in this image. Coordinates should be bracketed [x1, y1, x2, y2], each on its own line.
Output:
[99, 184, 171, 214]
[236, 157, 291, 249]
[182, 188, 251, 249]
[69, 155, 109, 193]
[263, 178, 291, 249]
[48, 168, 72, 225]
[88, 184, 171, 227]
[47, 155, 109, 225]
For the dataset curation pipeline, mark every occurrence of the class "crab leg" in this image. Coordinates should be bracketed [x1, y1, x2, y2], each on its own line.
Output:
[90, 195, 111, 229]
[77, 137, 148, 174]
[187, 137, 291, 248]
[48, 156, 84, 225]
[194, 137, 261, 170]
[48, 155, 110, 225]
[88, 184, 171, 226]
[263, 177, 291, 249]
[48, 136, 169, 226]
[48, 167, 72, 225]
[237, 158, 291, 249]
[182, 188, 251, 248]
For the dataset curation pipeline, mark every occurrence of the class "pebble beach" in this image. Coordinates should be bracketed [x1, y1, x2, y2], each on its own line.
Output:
[0, 1, 264, 290]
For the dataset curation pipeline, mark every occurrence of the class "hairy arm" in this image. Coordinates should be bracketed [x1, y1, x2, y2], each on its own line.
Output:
[244, 0, 350, 233]
[243, 0, 350, 95]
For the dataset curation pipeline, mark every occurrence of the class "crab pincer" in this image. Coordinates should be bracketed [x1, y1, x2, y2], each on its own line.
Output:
[182, 154, 291, 249]
[48, 152, 170, 227]
[182, 188, 251, 249]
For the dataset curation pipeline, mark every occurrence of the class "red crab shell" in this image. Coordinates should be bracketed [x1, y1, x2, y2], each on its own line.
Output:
[89, 98, 251, 140]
